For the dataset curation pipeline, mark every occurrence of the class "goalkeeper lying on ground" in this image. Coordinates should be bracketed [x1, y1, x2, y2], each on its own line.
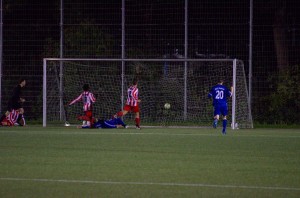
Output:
[78, 115, 127, 129]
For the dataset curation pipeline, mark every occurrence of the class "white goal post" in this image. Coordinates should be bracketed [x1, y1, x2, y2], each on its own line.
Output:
[43, 58, 253, 129]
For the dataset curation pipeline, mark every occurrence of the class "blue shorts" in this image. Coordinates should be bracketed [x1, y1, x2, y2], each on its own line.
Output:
[214, 104, 228, 117]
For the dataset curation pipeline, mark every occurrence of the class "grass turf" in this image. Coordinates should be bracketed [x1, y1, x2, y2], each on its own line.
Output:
[0, 126, 300, 197]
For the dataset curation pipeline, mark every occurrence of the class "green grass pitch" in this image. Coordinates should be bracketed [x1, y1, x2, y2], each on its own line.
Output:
[0, 126, 300, 197]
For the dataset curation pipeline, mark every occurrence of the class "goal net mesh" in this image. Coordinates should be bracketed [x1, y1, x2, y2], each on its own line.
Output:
[45, 59, 252, 128]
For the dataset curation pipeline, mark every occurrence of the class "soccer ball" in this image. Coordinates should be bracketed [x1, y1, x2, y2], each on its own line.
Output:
[164, 103, 171, 109]
[64, 121, 70, 127]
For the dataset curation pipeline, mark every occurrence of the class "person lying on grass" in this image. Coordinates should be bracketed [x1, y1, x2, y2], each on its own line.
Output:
[77, 115, 127, 129]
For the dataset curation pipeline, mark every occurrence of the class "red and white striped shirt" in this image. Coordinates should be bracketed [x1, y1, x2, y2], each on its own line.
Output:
[126, 85, 139, 107]
[7, 109, 20, 126]
[69, 91, 96, 111]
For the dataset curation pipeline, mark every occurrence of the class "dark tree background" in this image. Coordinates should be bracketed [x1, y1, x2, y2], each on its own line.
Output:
[1, 0, 299, 125]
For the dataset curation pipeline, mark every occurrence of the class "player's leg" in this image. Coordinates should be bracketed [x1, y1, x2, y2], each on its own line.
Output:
[133, 106, 141, 129]
[213, 115, 219, 128]
[222, 116, 227, 134]
[15, 108, 25, 126]
[78, 115, 90, 121]
[86, 110, 93, 128]
[1, 101, 13, 122]
[221, 106, 228, 134]
[115, 110, 128, 118]
[81, 111, 88, 126]
[114, 117, 127, 128]
[16, 114, 25, 126]
[221, 116, 227, 133]
[0, 118, 13, 126]
[114, 105, 131, 118]
[0, 118, 6, 126]
[135, 112, 140, 129]
[2, 110, 18, 127]
[0, 111, 10, 122]
[79, 111, 93, 127]
[11, 100, 24, 125]
[213, 106, 220, 128]
[81, 118, 100, 128]
[1, 102, 14, 123]
[120, 110, 128, 117]
[19, 114, 26, 126]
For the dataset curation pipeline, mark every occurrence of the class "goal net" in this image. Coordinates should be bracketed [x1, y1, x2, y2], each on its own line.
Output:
[43, 58, 253, 129]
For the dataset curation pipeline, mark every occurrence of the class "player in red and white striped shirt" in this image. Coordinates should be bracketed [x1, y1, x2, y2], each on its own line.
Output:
[0, 109, 25, 126]
[114, 78, 141, 129]
[68, 84, 96, 127]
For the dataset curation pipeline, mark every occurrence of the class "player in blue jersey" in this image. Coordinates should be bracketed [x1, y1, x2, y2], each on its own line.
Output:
[208, 79, 232, 134]
[78, 115, 127, 129]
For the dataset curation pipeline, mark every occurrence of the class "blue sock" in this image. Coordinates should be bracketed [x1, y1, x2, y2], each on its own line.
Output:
[222, 120, 227, 133]
[213, 119, 218, 128]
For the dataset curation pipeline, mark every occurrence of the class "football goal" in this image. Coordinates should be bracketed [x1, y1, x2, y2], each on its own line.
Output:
[43, 58, 253, 129]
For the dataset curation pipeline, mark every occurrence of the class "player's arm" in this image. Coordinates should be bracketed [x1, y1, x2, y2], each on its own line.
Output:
[208, 88, 213, 99]
[230, 86, 233, 97]
[89, 93, 96, 103]
[133, 90, 139, 102]
[69, 94, 82, 105]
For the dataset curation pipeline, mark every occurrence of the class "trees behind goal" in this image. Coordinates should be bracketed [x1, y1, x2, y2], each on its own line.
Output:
[43, 58, 253, 128]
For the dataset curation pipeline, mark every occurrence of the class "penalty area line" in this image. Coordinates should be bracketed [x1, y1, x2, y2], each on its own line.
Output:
[0, 177, 300, 191]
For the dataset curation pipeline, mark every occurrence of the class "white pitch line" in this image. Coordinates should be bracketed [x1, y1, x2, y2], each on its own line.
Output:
[48, 132, 300, 138]
[1, 130, 300, 138]
[0, 177, 299, 191]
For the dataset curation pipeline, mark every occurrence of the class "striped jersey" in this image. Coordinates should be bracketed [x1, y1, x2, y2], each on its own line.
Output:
[6, 109, 20, 126]
[69, 91, 96, 111]
[126, 85, 139, 106]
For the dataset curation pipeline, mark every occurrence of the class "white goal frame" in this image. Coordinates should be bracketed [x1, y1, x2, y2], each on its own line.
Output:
[43, 58, 253, 129]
